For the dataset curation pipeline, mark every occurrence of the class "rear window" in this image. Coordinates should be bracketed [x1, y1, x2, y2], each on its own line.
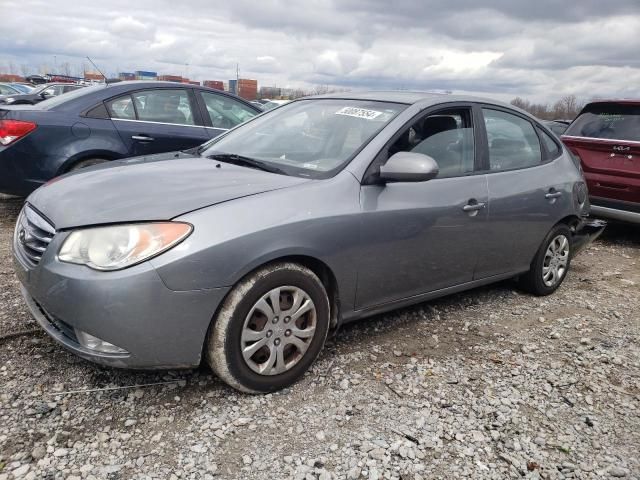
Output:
[565, 103, 640, 142]
[36, 86, 100, 109]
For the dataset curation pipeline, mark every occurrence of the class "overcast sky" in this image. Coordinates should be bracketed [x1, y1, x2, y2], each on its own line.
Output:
[2, 0, 640, 102]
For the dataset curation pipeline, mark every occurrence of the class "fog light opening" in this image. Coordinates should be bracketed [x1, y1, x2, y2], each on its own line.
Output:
[74, 329, 128, 354]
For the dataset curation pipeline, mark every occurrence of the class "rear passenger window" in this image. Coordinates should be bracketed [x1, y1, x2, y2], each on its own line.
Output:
[540, 129, 561, 159]
[132, 89, 195, 125]
[483, 109, 542, 171]
[106, 95, 135, 120]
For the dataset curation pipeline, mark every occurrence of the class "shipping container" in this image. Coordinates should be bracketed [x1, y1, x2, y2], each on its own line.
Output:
[230, 78, 257, 100]
[135, 70, 157, 77]
[158, 75, 183, 82]
[203, 80, 224, 90]
[0, 74, 24, 82]
[84, 72, 105, 81]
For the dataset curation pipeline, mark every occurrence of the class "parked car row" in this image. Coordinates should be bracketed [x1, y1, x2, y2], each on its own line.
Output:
[0, 82, 85, 105]
[12, 91, 606, 393]
[543, 119, 571, 136]
[0, 81, 261, 195]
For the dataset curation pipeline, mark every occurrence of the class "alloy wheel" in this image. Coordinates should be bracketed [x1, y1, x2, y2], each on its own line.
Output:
[542, 234, 570, 287]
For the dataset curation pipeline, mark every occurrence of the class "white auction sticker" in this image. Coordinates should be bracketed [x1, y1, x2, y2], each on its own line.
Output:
[335, 107, 383, 120]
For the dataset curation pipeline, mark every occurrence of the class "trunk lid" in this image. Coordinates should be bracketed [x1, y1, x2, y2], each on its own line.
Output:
[562, 101, 640, 204]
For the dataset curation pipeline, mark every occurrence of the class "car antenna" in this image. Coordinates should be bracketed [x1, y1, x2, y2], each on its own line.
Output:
[86, 56, 108, 85]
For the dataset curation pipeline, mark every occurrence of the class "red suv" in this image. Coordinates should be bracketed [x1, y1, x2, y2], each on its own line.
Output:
[562, 100, 640, 223]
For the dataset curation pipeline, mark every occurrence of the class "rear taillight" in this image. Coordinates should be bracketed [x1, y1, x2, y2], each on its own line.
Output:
[0, 119, 37, 146]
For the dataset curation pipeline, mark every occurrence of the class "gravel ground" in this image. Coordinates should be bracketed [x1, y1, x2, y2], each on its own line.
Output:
[0, 194, 638, 480]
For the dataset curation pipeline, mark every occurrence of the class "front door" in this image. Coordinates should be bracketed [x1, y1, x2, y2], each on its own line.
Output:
[355, 106, 488, 309]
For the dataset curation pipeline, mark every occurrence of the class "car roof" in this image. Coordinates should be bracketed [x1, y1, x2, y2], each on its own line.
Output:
[582, 99, 640, 106]
[306, 90, 516, 109]
[106, 80, 210, 89]
[100, 81, 251, 98]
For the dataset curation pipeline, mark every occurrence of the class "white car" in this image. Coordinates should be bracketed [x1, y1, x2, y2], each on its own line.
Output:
[262, 99, 290, 111]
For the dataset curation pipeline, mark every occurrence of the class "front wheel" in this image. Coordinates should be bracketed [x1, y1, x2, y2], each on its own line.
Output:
[206, 262, 330, 393]
[520, 224, 572, 296]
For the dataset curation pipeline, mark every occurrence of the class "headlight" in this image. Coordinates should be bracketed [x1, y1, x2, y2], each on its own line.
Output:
[4, 97, 15, 104]
[58, 223, 192, 271]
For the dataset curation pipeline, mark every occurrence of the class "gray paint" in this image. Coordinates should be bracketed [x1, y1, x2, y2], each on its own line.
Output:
[29, 152, 309, 229]
[16, 92, 596, 369]
[379, 152, 439, 182]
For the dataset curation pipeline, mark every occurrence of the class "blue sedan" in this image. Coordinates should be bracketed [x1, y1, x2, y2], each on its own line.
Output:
[0, 81, 261, 195]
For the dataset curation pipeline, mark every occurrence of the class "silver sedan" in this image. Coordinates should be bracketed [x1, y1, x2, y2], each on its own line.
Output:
[13, 92, 604, 393]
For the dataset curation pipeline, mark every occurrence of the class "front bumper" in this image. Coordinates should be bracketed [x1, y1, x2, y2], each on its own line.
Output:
[572, 218, 606, 257]
[14, 246, 229, 369]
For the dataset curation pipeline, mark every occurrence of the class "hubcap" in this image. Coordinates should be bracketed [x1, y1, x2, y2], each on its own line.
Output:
[240, 286, 317, 376]
[542, 234, 570, 287]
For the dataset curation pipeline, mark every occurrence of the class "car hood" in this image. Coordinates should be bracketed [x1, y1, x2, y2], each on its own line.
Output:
[27, 152, 311, 229]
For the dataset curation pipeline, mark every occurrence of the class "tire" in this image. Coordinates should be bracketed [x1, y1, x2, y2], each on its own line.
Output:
[206, 262, 330, 393]
[68, 158, 109, 171]
[520, 224, 572, 296]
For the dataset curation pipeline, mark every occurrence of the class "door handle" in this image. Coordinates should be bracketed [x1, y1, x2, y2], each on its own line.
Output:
[545, 191, 562, 199]
[462, 202, 486, 212]
[132, 135, 154, 142]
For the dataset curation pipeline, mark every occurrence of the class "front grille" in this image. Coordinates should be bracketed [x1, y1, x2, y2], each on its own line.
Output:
[14, 205, 56, 267]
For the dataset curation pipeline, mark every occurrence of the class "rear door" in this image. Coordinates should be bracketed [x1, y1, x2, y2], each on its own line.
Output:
[107, 87, 209, 156]
[562, 102, 640, 206]
[474, 106, 571, 278]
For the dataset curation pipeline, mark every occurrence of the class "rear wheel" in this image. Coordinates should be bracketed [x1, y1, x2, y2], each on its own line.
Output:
[206, 262, 330, 393]
[68, 158, 109, 171]
[520, 224, 572, 296]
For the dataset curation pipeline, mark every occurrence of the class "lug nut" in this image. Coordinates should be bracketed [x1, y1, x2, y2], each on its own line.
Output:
[272, 316, 279, 324]
[285, 330, 291, 337]
[284, 316, 291, 323]
[274, 338, 281, 346]
[266, 330, 273, 338]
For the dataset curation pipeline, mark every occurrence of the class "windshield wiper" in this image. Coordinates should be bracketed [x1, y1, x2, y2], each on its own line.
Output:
[206, 152, 286, 175]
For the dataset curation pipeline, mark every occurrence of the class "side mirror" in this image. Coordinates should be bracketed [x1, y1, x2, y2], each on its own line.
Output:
[379, 152, 439, 183]
[41, 90, 54, 98]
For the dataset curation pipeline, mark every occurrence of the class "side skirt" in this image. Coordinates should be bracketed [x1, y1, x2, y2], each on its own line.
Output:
[340, 270, 528, 325]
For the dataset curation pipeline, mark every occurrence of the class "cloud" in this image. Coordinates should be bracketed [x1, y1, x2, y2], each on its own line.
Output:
[0, 0, 639, 102]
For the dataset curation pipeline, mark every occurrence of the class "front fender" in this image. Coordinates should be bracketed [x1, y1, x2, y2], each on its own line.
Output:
[149, 171, 362, 312]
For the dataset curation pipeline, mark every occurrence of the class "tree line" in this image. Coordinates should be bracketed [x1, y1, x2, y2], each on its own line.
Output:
[510, 95, 583, 121]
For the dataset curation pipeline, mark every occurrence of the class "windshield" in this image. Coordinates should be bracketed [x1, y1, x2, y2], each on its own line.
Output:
[38, 85, 99, 108]
[565, 103, 640, 142]
[200, 99, 406, 178]
[11, 84, 34, 93]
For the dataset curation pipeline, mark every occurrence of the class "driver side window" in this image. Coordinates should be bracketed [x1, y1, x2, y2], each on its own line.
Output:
[388, 108, 475, 178]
